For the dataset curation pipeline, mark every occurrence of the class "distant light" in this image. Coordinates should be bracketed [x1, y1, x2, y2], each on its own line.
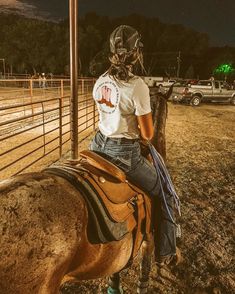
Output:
[214, 63, 235, 74]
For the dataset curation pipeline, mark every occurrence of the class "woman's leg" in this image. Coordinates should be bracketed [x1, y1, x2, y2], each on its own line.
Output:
[127, 156, 176, 259]
[89, 133, 176, 259]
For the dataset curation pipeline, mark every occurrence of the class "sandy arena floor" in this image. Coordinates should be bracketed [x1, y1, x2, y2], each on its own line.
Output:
[60, 103, 235, 294]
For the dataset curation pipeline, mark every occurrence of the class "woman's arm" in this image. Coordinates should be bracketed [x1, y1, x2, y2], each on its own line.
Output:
[137, 112, 154, 140]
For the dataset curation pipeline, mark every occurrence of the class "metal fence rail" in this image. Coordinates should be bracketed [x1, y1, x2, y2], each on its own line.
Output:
[0, 78, 98, 180]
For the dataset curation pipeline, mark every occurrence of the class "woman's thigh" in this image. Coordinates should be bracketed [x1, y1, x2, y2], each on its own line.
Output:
[127, 156, 160, 196]
[89, 133, 160, 195]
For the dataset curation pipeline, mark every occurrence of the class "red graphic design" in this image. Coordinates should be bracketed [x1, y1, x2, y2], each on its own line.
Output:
[97, 86, 115, 108]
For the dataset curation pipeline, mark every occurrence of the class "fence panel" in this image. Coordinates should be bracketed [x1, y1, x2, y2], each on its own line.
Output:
[0, 78, 98, 180]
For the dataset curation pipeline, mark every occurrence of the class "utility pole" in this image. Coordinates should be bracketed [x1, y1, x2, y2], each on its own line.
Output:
[176, 51, 181, 78]
[69, 0, 79, 160]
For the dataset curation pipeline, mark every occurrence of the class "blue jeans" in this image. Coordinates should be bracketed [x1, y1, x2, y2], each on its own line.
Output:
[89, 131, 176, 258]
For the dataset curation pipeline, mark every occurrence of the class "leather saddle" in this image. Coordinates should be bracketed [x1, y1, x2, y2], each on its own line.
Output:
[45, 150, 152, 259]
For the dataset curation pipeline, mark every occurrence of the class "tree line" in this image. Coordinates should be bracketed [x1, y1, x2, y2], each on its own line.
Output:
[0, 12, 234, 80]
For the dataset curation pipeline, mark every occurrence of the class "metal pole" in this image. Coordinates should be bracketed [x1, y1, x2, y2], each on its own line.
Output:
[3, 59, 6, 78]
[59, 98, 63, 157]
[60, 79, 64, 114]
[30, 79, 34, 120]
[176, 51, 181, 78]
[69, 0, 78, 160]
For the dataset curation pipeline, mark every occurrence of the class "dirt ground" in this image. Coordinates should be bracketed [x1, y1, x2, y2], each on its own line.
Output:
[60, 103, 235, 294]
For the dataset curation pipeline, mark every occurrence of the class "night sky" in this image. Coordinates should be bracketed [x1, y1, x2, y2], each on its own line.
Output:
[1, 0, 235, 46]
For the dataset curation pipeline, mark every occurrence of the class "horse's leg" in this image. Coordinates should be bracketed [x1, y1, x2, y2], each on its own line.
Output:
[107, 272, 123, 294]
[137, 235, 154, 294]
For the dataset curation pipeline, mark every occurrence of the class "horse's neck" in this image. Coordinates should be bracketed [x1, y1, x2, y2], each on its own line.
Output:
[151, 95, 168, 160]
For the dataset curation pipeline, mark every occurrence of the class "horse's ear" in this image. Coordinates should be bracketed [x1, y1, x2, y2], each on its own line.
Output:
[165, 83, 174, 100]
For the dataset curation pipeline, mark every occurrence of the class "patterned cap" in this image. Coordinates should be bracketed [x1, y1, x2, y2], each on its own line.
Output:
[110, 25, 143, 54]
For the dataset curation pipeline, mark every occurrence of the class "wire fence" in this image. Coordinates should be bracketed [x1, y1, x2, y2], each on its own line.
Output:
[0, 78, 98, 180]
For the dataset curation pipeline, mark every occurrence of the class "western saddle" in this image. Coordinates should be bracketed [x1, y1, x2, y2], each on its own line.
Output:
[45, 150, 152, 259]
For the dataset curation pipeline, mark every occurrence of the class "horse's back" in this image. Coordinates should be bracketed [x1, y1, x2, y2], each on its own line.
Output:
[0, 172, 86, 294]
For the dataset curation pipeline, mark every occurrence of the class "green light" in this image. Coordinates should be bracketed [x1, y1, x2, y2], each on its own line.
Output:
[214, 63, 235, 75]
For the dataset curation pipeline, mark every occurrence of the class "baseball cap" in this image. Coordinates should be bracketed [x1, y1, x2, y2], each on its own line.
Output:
[110, 25, 143, 54]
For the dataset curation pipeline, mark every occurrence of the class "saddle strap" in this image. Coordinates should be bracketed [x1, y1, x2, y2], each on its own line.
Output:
[132, 195, 146, 259]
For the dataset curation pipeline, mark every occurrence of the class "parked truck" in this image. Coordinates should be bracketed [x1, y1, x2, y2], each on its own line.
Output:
[142, 76, 177, 88]
[172, 80, 235, 106]
[142, 76, 164, 87]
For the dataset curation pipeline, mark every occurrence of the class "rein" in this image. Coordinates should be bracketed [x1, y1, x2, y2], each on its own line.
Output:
[148, 142, 181, 238]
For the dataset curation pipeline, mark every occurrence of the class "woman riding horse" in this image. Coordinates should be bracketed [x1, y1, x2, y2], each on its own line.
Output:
[0, 25, 180, 294]
[89, 25, 180, 265]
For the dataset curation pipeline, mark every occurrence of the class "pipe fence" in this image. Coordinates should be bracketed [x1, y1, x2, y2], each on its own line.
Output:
[0, 78, 98, 180]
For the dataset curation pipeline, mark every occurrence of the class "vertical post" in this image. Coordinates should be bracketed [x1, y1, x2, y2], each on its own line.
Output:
[81, 78, 84, 94]
[93, 100, 96, 131]
[59, 98, 63, 157]
[59, 80, 64, 157]
[61, 79, 64, 97]
[41, 102, 46, 155]
[177, 51, 181, 78]
[60, 79, 64, 114]
[0, 59, 6, 78]
[3, 59, 5, 78]
[92, 78, 96, 131]
[69, 0, 79, 160]
[30, 79, 34, 120]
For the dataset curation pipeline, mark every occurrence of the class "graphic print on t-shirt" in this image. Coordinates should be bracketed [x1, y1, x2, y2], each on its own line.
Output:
[98, 86, 114, 107]
[94, 81, 120, 114]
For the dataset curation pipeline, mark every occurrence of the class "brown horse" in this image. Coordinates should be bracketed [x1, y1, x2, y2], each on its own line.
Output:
[0, 87, 172, 294]
[0, 170, 150, 294]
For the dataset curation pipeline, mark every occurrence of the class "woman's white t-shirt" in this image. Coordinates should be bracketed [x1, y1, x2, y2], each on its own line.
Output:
[93, 73, 151, 139]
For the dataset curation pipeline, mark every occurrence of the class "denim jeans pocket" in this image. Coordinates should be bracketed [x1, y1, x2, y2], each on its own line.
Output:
[89, 138, 101, 152]
[106, 150, 132, 173]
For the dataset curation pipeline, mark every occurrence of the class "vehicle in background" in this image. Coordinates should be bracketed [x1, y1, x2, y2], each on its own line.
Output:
[142, 76, 164, 87]
[219, 80, 233, 90]
[167, 79, 198, 100]
[172, 80, 235, 106]
[142, 76, 178, 88]
[156, 79, 177, 88]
